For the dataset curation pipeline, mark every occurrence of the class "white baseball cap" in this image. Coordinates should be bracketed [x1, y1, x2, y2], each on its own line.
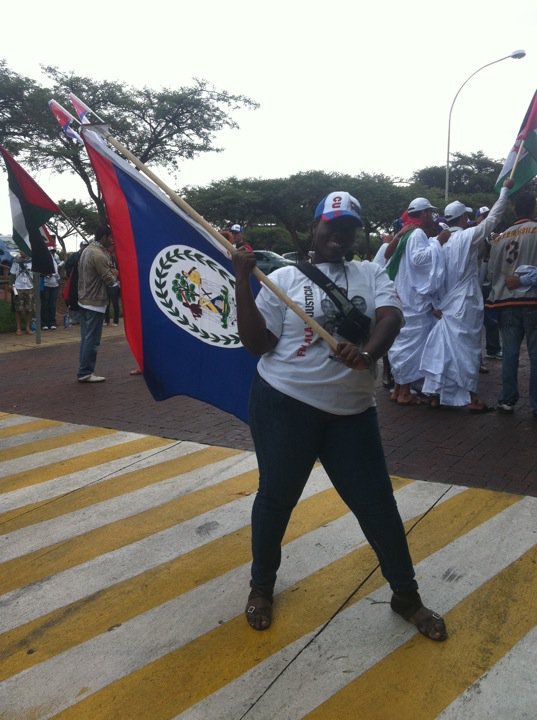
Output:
[230, 224, 242, 233]
[314, 191, 362, 225]
[444, 201, 469, 221]
[407, 197, 437, 213]
[476, 206, 490, 218]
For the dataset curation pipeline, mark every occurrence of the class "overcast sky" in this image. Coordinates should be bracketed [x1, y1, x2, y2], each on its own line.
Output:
[1, 0, 536, 248]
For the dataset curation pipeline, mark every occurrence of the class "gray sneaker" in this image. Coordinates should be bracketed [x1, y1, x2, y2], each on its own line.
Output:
[78, 374, 106, 383]
[496, 402, 514, 413]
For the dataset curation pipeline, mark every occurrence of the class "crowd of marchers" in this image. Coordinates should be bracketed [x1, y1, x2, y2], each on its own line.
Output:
[373, 180, 537, 418]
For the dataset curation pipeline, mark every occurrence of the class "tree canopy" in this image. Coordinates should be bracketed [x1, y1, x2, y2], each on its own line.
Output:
[413, 151, 504, 194]
[183, 153, 530, 258]
[2, 60, 534, 257]
[0, 61, 258, 220]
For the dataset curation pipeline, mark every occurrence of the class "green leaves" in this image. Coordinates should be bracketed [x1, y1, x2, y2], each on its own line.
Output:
[0, 62, 257, 219]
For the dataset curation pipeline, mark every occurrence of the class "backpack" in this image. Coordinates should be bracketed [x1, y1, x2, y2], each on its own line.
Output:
[63, 261, 79, 310]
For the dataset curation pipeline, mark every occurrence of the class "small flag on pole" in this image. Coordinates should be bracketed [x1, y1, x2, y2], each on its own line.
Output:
[48, 100, 83, 144]
[81, 128, 258, 421]
[69, 92, 103, 123]
[0, 144, 58, 275]
[495, 90, 537, 194]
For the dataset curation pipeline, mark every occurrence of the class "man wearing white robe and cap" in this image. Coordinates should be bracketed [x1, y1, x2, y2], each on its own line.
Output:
[387, 198, 449, 405]
[419, 178, 513, 411]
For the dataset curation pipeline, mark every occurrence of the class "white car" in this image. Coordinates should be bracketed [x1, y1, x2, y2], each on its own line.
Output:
[282, 251, 313, 263]
[253, 250, 294, 274]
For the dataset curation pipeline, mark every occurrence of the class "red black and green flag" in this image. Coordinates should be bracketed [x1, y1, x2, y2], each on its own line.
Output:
[0, 144, 59, 274]
[495, 90, 537, 195]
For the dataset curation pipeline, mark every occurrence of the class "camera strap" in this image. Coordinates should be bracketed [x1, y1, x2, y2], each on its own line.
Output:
[296, 262, 354, 315]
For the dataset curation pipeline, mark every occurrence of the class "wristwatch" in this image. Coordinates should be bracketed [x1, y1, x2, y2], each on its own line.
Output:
[359, 351, 374, 369]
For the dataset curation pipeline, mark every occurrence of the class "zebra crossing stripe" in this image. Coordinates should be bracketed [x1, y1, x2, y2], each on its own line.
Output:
[0, 425, 117, 461]
[31, 489, 522, 719]
[0, 477, 411, 681]
[0, 434, 174, 494]
[0, 446, 241, 534]
[0, 418, 62, 439]
[304, 548, 537, 720]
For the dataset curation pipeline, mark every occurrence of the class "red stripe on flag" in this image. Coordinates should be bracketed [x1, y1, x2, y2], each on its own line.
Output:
[84, 141, 144, 370]
[517, 90, 537, 143]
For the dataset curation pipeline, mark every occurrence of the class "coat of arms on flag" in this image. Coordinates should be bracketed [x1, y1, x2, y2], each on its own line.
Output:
[150, 246, 238, 344]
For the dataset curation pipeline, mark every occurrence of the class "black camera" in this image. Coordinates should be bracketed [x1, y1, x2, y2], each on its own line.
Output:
[336, 306, 371, 344]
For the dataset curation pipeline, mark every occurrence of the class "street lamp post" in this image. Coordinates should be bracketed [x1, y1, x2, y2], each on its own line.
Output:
[444, 49, 526, 202]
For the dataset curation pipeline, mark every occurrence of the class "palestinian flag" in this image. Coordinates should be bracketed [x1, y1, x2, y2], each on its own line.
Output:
[495, 90, 537, 195]
[0, 144, 58, 274]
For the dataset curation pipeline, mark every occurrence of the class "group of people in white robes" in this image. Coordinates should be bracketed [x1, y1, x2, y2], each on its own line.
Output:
[376, 178, 513, 412]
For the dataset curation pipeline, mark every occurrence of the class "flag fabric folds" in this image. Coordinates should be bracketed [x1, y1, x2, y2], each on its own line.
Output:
[68, 93, 94, 123]
[81, 129, 258, 422]
[0, 145, 58, 274]
[496, 90, 537, 195]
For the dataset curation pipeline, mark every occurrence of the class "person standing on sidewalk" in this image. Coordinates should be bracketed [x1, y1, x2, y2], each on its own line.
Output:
[9, 252, 34, 335]
[419, 179, 512, 411]
[232, 191, 447, 642]
[77, 225, 117, 383]
[387, 198, 449, 405]
[487, 191, 537, 417]
[41, 247, 64, 330]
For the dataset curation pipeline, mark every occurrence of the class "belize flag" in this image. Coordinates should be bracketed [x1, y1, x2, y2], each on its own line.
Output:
[81, 128, 258, 422]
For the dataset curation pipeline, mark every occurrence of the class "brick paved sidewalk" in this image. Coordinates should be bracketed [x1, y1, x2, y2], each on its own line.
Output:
[0, 326, 535, 496]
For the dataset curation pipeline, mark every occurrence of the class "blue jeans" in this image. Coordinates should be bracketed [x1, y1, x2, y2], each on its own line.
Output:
[41, 286, 59, 328]
[482, 285, 501, 355]
[78, 308, 105, 379]
[498, 307, 537, 412]
[248, 373, 418, 593]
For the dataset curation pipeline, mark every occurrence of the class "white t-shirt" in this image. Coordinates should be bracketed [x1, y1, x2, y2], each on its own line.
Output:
[372, 243, 389, 267]
[10, 260, 34, 290]
[256, 261, 402, 414]
[43, 256, 63, 288]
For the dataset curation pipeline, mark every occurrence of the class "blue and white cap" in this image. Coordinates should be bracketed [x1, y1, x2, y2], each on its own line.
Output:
[314, 191, 362, 226]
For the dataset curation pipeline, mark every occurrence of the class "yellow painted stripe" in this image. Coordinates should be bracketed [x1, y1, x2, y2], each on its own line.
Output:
[0, 459, 251, 595]
[48, 488, 521, 719]
[0, 411, 14, 420]
[0, 479, 395, 681]
[0, 426, 117, 461]
[0, 435, 172, 494]
[0, 418, 63, 439]
[0, 446, 241, 533]
[305, 548, 537, 720]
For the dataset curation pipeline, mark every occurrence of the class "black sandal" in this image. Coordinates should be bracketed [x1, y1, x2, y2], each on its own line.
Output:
[391, 591, 447, 641]
[245, 585, 274, 631]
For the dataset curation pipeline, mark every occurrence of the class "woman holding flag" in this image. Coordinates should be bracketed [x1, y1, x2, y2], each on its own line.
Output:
[232, 191, 447, 642]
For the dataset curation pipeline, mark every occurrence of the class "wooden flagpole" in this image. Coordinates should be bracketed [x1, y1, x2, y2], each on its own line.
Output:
[57, 210, 92, 245]
[85, 126, 339, 352]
